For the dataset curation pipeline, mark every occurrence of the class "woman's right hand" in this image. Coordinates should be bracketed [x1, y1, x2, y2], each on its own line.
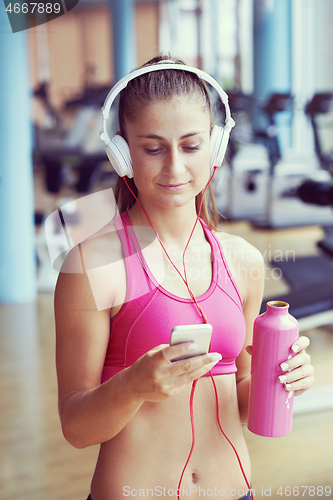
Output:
[122, 343, 222, 403]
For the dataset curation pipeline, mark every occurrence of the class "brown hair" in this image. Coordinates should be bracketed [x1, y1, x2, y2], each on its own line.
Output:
[114, 54, 221, 230]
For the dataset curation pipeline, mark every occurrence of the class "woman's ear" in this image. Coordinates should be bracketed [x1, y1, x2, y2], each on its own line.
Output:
[116, 130, 128, 142]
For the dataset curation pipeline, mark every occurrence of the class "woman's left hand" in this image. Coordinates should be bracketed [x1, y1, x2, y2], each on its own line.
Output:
[278, 336, 314, 396]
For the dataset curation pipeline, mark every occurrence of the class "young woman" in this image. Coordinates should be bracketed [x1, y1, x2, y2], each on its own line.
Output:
[54, 56, 314, 500]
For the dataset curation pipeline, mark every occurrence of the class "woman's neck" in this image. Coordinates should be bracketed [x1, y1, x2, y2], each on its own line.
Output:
[127, 201, 202, 248]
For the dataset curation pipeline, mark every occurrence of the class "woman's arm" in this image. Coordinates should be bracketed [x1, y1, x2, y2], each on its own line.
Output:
[234, 242, 265, 423]
[55, 257, 143, 449]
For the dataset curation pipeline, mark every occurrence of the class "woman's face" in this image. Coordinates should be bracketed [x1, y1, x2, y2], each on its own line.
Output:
[124, 95, 211, 212]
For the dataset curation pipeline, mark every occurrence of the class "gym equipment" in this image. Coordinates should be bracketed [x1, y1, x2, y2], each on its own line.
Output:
[219, 90, 333, 228]
[36, 188, 119, 291]
[34, 82, 113, 194]
[305, 92, 333, 172]
[33, 82, 115, 291]
[250, 93, 333, 228]
[299, 92, 333, 257]
[262, 93, 333, 327]
[215, 90, 270, 220]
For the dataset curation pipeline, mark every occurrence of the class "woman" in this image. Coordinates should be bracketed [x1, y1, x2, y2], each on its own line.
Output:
[55, 56, 314, 500]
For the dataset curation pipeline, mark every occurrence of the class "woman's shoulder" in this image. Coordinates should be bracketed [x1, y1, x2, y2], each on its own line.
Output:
[55, 219, 125, 311]
[212, 228, 264, 302]
[81, 219, 124, 270]
[59, 219, 123, 273]
[213, 228, 264, 266]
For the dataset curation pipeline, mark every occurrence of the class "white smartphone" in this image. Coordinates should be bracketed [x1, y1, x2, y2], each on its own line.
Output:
[170, 324, 213, 362]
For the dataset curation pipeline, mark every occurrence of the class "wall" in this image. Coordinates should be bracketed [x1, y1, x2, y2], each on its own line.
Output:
[28, 0, 159, 119]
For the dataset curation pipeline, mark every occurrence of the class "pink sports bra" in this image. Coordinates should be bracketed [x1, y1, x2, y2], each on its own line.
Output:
[101, 212, 246, 383]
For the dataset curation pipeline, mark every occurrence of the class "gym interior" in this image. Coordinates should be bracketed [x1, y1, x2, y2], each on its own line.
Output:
[0, 1, 332, 499]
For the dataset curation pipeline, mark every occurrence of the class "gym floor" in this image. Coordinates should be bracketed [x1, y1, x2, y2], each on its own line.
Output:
[1, 168, 332, 500]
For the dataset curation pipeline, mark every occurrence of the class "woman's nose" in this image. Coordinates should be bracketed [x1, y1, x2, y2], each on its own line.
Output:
[163, 147, 185, 176]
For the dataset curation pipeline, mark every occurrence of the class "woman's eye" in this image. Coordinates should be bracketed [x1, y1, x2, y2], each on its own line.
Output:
[183, 145, 200, 152]
[144, 148, 161, 155]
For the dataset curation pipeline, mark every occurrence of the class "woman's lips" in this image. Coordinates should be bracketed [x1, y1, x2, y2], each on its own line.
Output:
[158, 182, 189, 191]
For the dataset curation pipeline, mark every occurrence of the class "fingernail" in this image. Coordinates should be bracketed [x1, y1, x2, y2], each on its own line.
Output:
[280, 362, 289, 371]
[187, 342, 197, 351]
[278, 375, 287, 383]
[285, 384, 293, 391]
[211, 353, 222, 362]
[292, 344, 300, 353]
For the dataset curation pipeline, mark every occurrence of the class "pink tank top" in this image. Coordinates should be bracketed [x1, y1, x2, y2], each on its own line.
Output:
[101, 212, 246, 383]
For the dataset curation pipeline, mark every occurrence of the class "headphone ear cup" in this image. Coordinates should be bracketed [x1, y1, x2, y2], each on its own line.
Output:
[104, 135, 133, 178]
[210, 124, 229, 168]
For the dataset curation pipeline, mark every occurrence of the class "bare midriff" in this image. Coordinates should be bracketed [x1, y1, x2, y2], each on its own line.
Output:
[90, 374, 251, 500]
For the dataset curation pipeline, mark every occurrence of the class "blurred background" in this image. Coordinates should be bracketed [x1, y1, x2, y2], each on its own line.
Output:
[0, 0, 333, 499]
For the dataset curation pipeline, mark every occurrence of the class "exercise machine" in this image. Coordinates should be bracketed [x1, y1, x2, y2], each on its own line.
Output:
[214, 90, 270, 221]
[33, 81, 114, 194]
[217, 90, 333, 228]
[250, 93, 333, 229]
[262, 93, 333, 328]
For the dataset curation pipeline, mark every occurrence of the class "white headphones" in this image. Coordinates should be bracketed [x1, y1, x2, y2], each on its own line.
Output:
[100, 61, 235, 179]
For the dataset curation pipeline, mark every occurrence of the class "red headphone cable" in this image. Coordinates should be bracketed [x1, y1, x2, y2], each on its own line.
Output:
[209, 372, 254, 500]
[122, 169, 217, 323]
[122, 169, 254, 500]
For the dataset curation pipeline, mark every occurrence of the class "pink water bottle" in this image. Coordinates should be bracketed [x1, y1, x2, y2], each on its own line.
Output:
[247, 301, 299, 437]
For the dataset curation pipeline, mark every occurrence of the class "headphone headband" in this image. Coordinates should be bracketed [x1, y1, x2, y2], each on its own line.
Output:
[101, 62, 235, 140]
[100, 61, 235, 177]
